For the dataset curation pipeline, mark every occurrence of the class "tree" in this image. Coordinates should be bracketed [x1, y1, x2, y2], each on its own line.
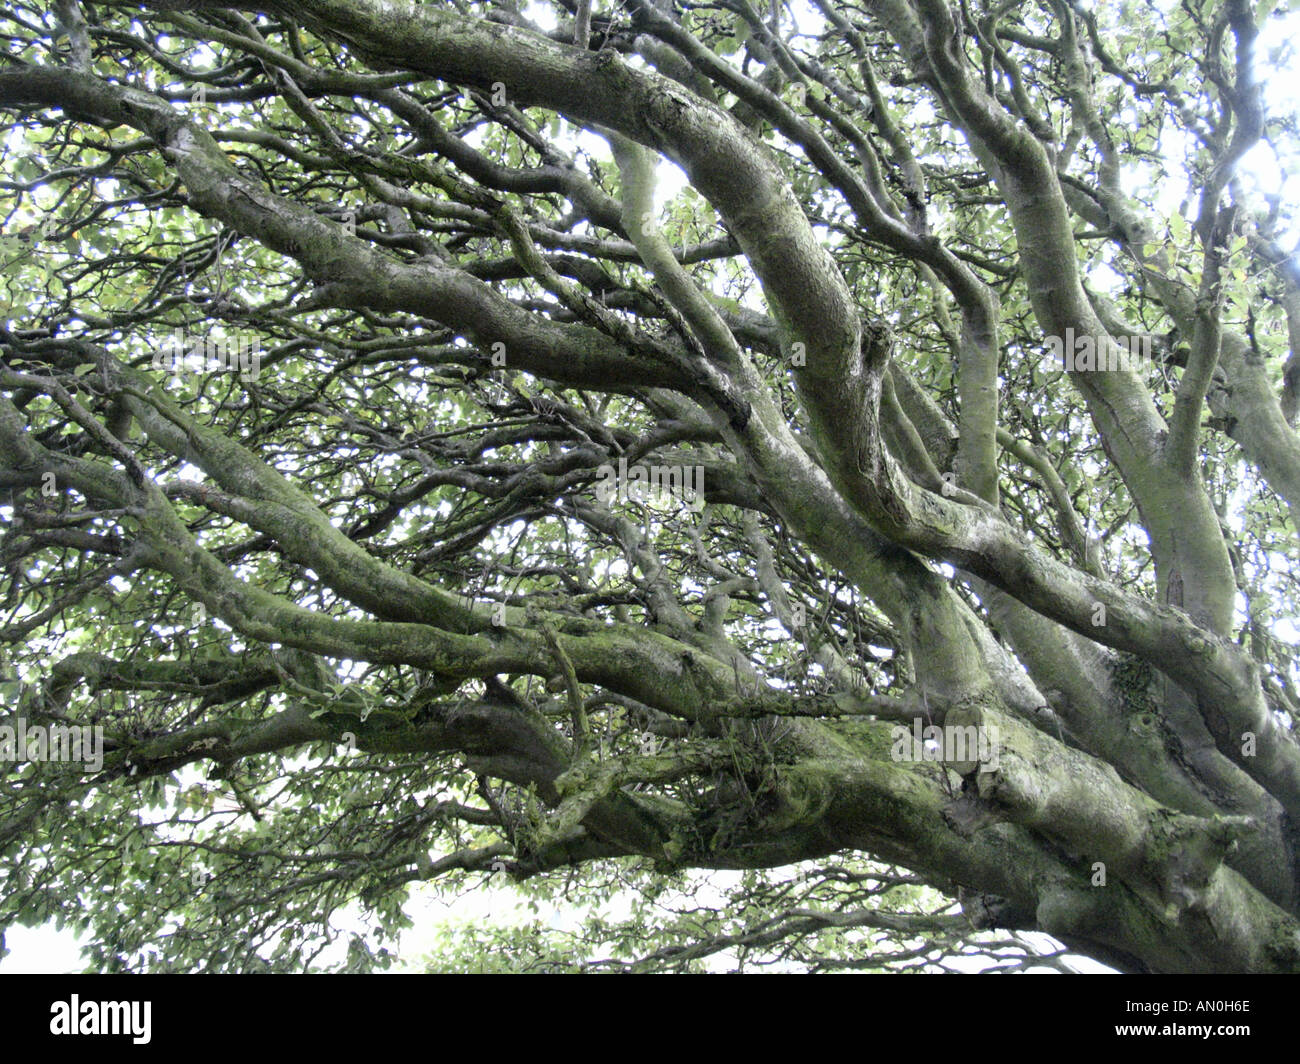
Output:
[0, 0, 1297, 975]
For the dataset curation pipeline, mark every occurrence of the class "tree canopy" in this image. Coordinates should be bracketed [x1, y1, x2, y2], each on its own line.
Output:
[1, 0, 1299, 974]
